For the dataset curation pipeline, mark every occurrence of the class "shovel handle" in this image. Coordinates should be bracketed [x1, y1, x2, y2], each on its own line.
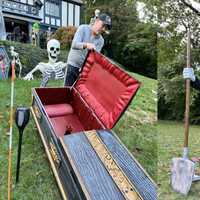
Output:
[11, 60, 15, 81]
[184, 30, 191, 148]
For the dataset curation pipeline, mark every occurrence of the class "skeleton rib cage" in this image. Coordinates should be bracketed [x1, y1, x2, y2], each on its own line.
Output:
[40, 65, 65, 87]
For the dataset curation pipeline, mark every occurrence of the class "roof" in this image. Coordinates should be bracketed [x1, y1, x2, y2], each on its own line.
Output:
[64, 0, 83, 5]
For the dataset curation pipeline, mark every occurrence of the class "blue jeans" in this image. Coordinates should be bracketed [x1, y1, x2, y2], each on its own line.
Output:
[64, 64, 80, 86]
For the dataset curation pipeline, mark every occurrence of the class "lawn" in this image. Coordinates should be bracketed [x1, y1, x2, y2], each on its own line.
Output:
[0, 72, 157, 199]
[158, 120, 200, 200]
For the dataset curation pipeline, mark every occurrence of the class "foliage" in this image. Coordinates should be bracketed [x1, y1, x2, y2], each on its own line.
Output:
[158, 59, 185, 120]
[51, 26, 77, 50]
[0, 40, 68, 77]
[122, 22, 157, 78]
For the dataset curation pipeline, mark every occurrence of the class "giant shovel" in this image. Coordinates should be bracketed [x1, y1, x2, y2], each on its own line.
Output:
[171, 30, 200, 195]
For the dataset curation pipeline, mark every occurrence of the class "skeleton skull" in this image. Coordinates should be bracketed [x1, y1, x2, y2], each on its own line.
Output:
[47, 39, 60, 63]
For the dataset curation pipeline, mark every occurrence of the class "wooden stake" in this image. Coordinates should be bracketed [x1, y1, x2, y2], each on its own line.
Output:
[184, 30, 191, 148]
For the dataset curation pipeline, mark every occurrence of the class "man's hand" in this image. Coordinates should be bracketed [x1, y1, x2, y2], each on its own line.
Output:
[85, 43, 95, 50]
[183, 68, 196, 82]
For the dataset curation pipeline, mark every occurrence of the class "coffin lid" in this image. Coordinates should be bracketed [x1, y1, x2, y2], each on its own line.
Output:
[75, 51, 140, 129]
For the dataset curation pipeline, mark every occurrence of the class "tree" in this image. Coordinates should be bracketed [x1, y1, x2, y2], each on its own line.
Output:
[157, 0, 200, 121]
[122, 22, 157, 78]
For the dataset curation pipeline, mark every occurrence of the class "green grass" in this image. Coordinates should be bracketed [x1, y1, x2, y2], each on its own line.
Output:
[158, 120, 200, 199]
[0, 73, 157, 199]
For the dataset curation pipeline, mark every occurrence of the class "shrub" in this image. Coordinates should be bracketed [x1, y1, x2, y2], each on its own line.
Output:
[51, 26, 77, 50]
[121, 23, 157, 79]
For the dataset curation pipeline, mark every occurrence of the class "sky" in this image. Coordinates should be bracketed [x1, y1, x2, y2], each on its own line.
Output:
[136, 1, 157, 23]
[190, 0, 200, 10]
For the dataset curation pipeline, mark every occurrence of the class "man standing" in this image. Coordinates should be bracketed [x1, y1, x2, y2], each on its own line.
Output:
[183, 68, 200, 90]
[64, 13, 112, 86]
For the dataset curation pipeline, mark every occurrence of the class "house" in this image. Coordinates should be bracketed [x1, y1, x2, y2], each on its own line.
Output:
[1, 0, 83, 42]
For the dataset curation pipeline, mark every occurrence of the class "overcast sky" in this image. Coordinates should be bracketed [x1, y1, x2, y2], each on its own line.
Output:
[190, 0, 200, 10]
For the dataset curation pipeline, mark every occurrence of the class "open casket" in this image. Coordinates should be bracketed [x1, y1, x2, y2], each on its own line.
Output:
[31, 51, 157, 200]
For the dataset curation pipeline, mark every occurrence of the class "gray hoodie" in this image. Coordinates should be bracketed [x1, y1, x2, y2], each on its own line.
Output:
[67, 24, 104, 68]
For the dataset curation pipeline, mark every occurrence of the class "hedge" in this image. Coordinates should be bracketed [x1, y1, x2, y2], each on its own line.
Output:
[0, 40, 68, 77]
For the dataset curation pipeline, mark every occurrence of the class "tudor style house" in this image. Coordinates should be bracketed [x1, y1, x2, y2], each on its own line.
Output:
[1, 0, 83, 42]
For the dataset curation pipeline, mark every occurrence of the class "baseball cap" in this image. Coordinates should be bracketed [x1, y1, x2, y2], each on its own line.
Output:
[98, 13, 112, 32]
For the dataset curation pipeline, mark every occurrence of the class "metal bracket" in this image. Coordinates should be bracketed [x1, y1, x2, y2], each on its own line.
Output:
[33, 105, 41, 120]
[193, 174, 200, 182]
[49, 142, 61, 167]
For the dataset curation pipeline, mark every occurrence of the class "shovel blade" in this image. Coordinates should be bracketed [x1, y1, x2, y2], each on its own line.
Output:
[171, 157, 195, 195]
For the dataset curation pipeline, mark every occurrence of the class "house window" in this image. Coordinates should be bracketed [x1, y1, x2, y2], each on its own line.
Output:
[51, 18, 55, 25]
[68, 3, 74, 26]
[45, 0, 60, 17]
[45, 16, 50, 24]
[56, 19, 60, 26]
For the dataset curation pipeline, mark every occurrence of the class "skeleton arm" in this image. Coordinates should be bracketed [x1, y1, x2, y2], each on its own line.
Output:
[23, 62, 47, 80]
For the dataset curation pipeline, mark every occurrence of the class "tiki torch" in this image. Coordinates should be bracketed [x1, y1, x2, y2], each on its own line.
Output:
[15, 107, 30, 183]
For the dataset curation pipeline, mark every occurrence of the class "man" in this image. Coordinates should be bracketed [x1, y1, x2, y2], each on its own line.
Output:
[183, 67, 200, 90]
[64, 13, 112, 86]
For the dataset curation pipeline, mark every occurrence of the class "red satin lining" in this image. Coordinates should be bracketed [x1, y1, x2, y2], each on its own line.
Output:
[50, 115, 84, 137]
[76, 51, 140, 129]
[43, 88, 103, 137]
[44, 103, 74, 117]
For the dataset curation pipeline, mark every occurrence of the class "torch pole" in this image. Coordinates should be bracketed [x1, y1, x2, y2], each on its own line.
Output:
[8, 60, 15, 200]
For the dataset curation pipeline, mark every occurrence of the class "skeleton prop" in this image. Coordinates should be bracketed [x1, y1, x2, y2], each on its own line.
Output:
[10, 46, 23, 78]
[23, 39, 67, 87]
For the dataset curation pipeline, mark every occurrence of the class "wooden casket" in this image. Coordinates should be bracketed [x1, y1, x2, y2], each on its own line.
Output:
[31, 51, 157, 200]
